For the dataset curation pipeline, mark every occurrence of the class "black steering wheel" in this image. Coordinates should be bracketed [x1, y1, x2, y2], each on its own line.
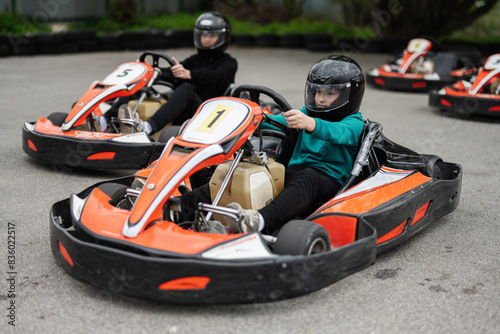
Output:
[231, 84, 299, 166]
[139, 51, 178, 89]
[139, 50, 176, 68]
[232, 84, 291, 110]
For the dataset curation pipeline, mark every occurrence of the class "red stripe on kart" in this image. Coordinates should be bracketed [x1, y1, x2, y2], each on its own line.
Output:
[412, 201, 430, 226]
[27, 139, 37, 151]
[412, 81, 426, 88]
[159, 276, 210, 290]
[440, 99, 452, 107]
[58, 241, 74, 266]
[87, 152, 116, 160]
[488, 106, 500, 111]
[377, 220, 407, 244]
[375, 78, 385, 85]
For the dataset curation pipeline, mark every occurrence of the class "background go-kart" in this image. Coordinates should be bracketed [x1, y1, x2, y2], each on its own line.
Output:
[1, 48, 499, 334]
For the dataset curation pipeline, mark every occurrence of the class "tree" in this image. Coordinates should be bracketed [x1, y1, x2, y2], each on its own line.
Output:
[366, 0, 500, 38]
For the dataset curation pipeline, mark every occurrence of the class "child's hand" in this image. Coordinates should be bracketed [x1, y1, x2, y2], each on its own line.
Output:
[171, 57, 191, 80]
[282, 109, 316, 132]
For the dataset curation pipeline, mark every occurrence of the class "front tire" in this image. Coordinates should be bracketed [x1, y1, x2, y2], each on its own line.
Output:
[98, 183, 131, 209]
[47, 112, 69, 126]
[273, 220, 331, 256]
[158, 125, 181, 143]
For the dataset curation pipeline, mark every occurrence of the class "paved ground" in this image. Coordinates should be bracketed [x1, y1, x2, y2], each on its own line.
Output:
[1, 47, 499, 334]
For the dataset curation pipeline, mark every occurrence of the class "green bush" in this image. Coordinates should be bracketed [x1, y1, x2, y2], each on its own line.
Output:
[0, 11, 50, 34]
[0, 9, 496, 43]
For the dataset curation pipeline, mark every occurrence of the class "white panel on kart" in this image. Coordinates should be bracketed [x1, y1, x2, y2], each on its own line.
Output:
[484, 54, 500, 70]
[181, 99, 251, 144]
[102, 62, 148, 85]
[406, 38, 431, 53]
[334, 167, 413, 201]
[111, 132, 151, 143]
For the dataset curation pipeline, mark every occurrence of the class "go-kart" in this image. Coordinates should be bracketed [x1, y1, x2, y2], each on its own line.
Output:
[429, 53, 500, 118]
[49, 85, 462, 304]
[22, 51, 186, 169]
[366, 38, 480, 91]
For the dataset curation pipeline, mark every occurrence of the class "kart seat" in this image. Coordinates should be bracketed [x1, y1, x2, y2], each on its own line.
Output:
[428, 52, 460, 77]
[337, 120, 383, 194]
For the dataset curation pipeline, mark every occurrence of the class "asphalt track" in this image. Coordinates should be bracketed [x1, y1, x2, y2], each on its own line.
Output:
[1, 47, 499, 334]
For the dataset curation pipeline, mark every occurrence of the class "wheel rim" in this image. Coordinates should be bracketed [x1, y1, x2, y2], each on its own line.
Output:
[307, 237, 328, 255]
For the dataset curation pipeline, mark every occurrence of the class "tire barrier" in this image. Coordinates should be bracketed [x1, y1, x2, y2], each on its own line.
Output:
[0, 30, 493, 57]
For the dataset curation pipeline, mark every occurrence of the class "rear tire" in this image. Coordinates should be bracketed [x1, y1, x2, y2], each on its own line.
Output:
[47, 112, 69, 126]
[273, 220, 331, 256]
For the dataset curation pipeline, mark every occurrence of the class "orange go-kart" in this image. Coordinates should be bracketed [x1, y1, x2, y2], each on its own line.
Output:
[429, 53, 500, 118]
[50, 85, 462, 304]
[366, 38, 480, 91]
[22, 51, 188, 169]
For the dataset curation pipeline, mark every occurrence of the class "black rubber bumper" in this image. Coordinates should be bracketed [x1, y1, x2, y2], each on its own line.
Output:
[22, 122, 165, 169]
[429, 90, 500, 118]
[366, 73, 452, 92]
[49, 196, 377, 305]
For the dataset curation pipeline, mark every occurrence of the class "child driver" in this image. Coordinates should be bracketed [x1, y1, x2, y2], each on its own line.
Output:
[225, 55, 365, 234]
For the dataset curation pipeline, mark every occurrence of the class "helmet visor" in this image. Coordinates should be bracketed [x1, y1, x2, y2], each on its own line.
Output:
[194, 28, 226, 50]
[305, 82, 351, 112]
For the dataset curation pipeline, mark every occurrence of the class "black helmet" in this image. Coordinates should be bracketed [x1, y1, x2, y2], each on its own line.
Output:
[305, 55, 365, 122]
[194, 12, 231, 55]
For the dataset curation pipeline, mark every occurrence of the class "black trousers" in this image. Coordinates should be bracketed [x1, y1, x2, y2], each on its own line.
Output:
[258, 165, 341, 233]
[147, 82, 202, 134]
[180, 165, 341, 234]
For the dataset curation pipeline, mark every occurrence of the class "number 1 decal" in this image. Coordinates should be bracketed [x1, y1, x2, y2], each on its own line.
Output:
[197, 104, 232, 133]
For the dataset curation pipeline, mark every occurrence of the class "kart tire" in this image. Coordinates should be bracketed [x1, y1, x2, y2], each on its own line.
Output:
[158, 125, 181, 143]
[423, 154, 443, 180]
[256, 33, 279, 47]
[98, 183, 130, 208]
[232, 34, 255, 46]
[47, 112, 69, 126]
[273, 220, 331, 256]
[279, 33, 305, 49]
[431, 160, 444, 180]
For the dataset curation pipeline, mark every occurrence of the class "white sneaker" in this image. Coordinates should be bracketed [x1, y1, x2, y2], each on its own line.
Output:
[97, 116, 108, 132]
[225, 202, 260, 233]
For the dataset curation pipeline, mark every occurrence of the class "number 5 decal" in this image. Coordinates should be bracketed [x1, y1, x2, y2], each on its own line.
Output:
[117, 69, 132, 77]
[197, 104, 232, 133]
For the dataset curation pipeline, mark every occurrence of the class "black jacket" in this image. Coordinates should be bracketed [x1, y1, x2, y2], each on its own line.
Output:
[161, 52, 238, 101]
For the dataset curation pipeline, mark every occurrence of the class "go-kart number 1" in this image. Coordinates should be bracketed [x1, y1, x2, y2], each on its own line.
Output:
[197, 104, 232, 133]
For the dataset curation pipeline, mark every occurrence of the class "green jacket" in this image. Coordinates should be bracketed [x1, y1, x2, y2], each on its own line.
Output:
[266, 107, 363, 185]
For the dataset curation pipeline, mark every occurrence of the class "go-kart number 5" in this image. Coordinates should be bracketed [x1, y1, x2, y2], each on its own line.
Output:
[117, 69, 132, 77]
[197, 104, 232, 134]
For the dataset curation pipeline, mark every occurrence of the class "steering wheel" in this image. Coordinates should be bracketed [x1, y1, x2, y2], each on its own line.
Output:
[232, 84, 291, 110]
[139, 51, 176, 68]
[231, 84, 299, 165]
[139, 51, 178, 89]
